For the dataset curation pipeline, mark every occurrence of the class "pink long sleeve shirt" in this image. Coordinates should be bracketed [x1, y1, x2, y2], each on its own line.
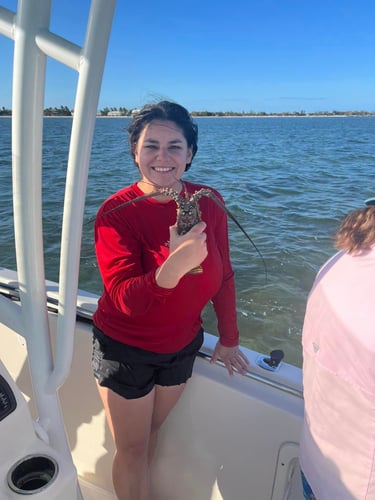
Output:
[93, 181, 239, 353]
[299, 246, 375, 499]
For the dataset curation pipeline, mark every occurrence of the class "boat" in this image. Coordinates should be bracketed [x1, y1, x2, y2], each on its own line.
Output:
[0, 1, 304, 498]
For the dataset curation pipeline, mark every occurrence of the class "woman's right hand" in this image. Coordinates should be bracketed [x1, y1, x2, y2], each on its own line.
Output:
[169, 221, 207, 268]
[155, 222, 207, 288]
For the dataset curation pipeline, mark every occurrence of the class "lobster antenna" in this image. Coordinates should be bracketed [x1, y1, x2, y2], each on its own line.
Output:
[208, 195, 268, 281]
[84, 192, 158, 225]
[84, 177, 182, 225]
[85, 182, 268, 280]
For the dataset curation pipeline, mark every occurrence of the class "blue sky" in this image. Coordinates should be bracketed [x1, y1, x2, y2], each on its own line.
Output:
[1, 0, 375, 113]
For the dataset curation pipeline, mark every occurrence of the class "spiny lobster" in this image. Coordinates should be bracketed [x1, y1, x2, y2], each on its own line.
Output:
[90, 186, 267, 278]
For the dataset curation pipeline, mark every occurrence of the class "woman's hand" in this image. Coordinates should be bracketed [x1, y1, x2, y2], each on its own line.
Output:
[210, 341, 250, 376]
[169, 221, 207, 270]
[155, 222, 207, 288]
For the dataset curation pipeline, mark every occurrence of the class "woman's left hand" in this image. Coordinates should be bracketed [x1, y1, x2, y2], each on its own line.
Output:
[210, 341, 250, 377]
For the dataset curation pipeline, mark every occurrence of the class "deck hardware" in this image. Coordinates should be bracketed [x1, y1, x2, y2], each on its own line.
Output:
[256, 349, 285, 372]
[7, 455, 58, 495]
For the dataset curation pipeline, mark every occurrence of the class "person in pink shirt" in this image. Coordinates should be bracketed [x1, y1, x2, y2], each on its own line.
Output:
[299, 198, 375, 499]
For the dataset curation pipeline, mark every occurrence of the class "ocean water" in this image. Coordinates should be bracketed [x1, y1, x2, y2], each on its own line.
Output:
[1, 116, 374, 367]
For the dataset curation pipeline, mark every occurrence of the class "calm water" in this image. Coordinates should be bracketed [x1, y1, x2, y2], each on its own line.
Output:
[1, 116, 374, 367]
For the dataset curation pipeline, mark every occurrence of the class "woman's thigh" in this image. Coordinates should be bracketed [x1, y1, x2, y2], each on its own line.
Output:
[152, 383, 186, 432]
[97, 383, 156, 451]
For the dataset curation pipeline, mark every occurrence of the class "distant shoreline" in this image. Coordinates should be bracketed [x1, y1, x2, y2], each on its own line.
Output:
[190, 114, 375, 119]
[1, 113, 375, 119]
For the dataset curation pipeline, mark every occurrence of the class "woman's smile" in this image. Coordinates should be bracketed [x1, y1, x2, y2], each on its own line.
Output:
[152, 167, 174, 172]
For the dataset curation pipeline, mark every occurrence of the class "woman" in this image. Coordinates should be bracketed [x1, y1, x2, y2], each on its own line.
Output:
[92, 101, 250, 500]
[299, 198, 375, 500]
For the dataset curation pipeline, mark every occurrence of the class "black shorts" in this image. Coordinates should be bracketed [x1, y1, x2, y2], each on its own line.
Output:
[91, 325, 204, 400]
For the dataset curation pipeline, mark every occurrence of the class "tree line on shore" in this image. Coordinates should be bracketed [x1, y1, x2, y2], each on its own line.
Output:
[1, 105, 374, 117]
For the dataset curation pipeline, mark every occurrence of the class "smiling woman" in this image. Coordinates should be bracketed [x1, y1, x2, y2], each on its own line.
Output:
[91, 100, 250, 499]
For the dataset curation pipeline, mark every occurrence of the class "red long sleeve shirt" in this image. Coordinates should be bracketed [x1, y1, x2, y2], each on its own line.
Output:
[93, 181, 239, 353]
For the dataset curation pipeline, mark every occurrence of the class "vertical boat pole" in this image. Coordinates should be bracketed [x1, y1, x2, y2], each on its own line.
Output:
[11, 0, 63, 451]
[46, 0, 116, 394]
[0, 0, 116, 496]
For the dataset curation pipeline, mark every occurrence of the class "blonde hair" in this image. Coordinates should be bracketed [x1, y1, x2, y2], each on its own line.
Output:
[335, 206, 375, 254]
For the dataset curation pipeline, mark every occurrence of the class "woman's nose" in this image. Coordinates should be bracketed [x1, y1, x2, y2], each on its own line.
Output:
[156, 147, 170, 160]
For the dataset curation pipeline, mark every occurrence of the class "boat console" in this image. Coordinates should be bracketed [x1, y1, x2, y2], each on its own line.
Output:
[0, 373, 17, 422]
[0, 360, 80, 498]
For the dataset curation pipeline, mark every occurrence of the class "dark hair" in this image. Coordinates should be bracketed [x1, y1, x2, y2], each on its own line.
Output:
[335, 206, 375, 254]
[128, 101, 198, 171]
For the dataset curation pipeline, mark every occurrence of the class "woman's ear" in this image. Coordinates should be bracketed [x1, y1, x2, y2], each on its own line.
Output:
[186, 146, 193, 164]
[134, 148, 139, 166]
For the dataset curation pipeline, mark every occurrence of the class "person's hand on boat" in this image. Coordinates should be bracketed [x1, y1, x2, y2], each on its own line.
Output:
[210, 342, 250, 376]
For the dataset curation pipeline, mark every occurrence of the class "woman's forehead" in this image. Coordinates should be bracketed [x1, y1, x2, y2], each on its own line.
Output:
[141, 120, 184, 139]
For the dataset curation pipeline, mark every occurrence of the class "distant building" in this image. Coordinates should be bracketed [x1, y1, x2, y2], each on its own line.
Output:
[107, 110, 122, 117]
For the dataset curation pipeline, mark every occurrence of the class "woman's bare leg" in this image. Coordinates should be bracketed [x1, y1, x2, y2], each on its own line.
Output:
[97, 384, 155, 500]
[148, 383, 186, 462]
[97, 383, 186, 500]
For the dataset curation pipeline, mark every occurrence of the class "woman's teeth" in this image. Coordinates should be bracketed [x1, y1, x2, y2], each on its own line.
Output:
[153, 167, 173, 172]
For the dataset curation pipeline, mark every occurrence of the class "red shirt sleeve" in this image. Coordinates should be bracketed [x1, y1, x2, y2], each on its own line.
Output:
[210, 198, 239, 347]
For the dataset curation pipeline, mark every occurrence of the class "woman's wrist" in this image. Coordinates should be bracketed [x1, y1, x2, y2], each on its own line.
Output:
[155, 257, 184, 289]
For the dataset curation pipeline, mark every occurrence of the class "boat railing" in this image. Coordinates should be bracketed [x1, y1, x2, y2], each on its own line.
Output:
[0, 0, 116, 476]
[0, 277, 303, 401]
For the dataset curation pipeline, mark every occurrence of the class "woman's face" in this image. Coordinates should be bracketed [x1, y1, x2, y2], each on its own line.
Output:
[134, 120, 193, 191]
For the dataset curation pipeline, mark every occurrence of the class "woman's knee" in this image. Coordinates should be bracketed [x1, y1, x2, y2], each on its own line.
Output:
[116, 439, 149, 464]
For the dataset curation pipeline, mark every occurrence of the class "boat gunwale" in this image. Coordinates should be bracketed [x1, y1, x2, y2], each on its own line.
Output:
[0, 276, 303, 400]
